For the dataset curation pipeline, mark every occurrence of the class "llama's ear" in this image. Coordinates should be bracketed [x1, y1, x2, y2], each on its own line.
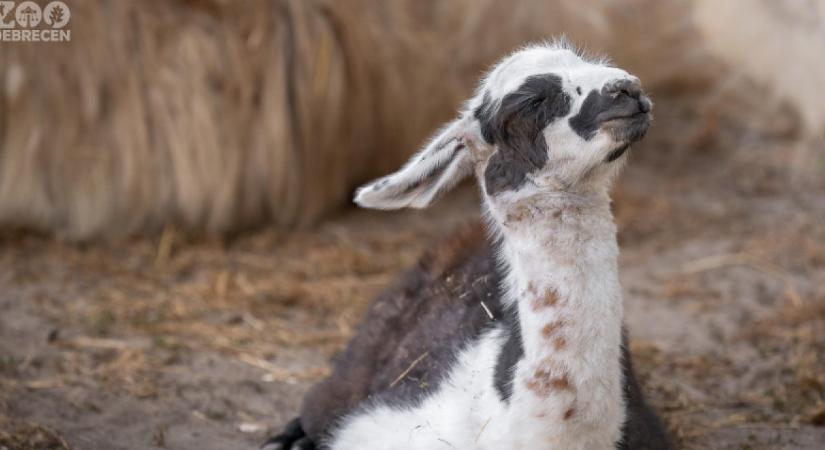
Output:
[354, 116, 477, 210]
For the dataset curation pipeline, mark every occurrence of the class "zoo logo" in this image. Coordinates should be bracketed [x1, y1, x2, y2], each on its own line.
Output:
[0, 1, 71, 42]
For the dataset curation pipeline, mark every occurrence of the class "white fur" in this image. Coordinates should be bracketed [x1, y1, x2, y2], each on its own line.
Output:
[485, 188, 625, 450]
[338, 42, 642, 450]
[354, 117, 478, 210]
[330, 329, 508, 450]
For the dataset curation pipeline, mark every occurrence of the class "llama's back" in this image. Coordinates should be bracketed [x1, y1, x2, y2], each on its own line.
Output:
[300, 224, 503, 442]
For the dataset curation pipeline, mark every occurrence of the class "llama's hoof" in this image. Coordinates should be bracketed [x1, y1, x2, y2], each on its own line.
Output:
[261, 418, 316, 450]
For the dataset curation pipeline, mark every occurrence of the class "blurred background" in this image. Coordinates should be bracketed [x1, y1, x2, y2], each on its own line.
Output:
[1, 0, 824, 449]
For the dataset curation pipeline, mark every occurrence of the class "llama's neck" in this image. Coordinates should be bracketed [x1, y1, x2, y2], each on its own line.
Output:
[489, 190, 625, 448]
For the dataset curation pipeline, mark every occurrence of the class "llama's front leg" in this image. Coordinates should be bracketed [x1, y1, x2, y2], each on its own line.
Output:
[261, 418, 316, 450]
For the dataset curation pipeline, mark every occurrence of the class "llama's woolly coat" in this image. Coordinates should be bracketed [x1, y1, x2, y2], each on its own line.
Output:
[300, 224, 669, 449]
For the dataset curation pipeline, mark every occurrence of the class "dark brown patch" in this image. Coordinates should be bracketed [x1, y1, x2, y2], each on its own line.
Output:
[525, 360, 574, 397]
[531, 289, 559, 311]
[553, 336, 567, 350]
[541, 320, 563, 338]
[550, 375, 573, 391]
[505, 204, 534, 225]
[525, 379, 547, 396]
[564, 406, 576, 420]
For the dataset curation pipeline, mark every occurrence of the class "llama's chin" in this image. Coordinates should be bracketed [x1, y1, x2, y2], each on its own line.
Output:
[603, 112, 652, 144]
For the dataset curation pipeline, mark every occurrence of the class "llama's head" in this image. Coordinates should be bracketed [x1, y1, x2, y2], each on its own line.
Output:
[355, 42, 652, 213]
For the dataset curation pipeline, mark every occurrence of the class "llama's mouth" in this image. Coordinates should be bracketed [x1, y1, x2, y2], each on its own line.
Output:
[595, 89, 652, 122]
[603, 111, 652, 144]
[601, 110, 650, 123]
[570, 87, 653, 141]
[598, 108, 650, 125]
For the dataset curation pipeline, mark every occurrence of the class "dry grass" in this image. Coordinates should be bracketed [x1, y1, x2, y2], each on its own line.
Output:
[0, 188, 481, 448]
[0, 226, 407, 381]
[634, 296, 825, 447]
[0, 422, 73, 450]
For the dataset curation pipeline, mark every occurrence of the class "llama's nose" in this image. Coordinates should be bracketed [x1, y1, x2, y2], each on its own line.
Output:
[603, 78, 642, 99]
[638, 95, 652, 113]
[603, 78, 652, 113]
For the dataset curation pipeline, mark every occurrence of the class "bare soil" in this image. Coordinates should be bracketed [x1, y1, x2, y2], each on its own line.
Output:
[2, 99, 825, 449]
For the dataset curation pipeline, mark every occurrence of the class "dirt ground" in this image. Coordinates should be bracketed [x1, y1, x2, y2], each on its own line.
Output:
[2, 95, 825, 450]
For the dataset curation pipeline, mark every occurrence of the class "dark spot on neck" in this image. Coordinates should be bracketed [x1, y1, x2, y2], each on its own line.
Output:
[605, 143, 630, 163]
[576, 86, 582, 95]
[494, 303, 523, 401]
[474, 74, 572, 196]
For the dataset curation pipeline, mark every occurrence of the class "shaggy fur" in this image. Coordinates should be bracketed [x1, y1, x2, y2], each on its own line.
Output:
[288, 225, 670, 449]
[1, 0, 816, 239]
[0, 0, 589, 239]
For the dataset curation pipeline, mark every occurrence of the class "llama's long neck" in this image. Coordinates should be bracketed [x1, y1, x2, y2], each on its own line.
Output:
[489, 190, 625, 449]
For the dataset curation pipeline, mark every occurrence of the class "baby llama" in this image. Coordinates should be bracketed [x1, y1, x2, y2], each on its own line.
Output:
[263, 42, 671, 450]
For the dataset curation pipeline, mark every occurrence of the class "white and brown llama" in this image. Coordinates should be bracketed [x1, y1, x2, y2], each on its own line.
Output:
[263, 42, 671, 450]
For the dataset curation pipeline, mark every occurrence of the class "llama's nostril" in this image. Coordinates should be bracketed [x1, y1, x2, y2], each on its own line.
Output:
[638, 97, 652, 113]
[604, 79, 642, 99]
[620, 89, 639, 100]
